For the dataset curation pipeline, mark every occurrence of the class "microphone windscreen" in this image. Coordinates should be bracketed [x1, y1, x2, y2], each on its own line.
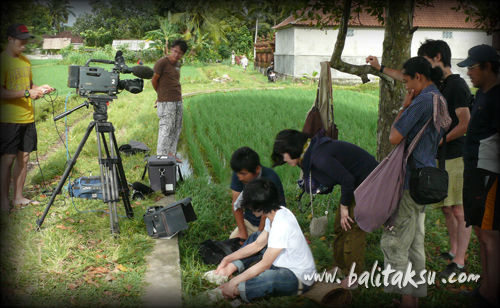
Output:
[132, 182, 154, 195]
[132, 66, 154, 79]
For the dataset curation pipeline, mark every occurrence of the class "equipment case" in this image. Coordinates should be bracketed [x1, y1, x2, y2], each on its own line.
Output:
[147, 155, 178, 195]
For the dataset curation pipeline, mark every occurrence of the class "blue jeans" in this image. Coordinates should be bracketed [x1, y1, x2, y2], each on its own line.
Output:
[231, 232, 310, 302]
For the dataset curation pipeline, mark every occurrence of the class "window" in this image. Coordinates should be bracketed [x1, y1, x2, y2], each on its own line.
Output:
[346, 29, 355, 37]
[442, 31, 453, 39]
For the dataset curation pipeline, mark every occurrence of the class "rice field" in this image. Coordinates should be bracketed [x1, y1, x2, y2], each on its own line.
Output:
[4, 60, 482, 308]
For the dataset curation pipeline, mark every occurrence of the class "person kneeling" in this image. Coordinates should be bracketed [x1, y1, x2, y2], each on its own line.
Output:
[215, 178, 316, 302]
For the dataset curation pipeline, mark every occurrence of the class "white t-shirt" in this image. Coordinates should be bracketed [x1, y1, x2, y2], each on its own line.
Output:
[265, 207, 316, 286]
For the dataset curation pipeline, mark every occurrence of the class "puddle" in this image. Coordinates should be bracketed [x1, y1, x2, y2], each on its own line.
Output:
[176, 137, 194, 180]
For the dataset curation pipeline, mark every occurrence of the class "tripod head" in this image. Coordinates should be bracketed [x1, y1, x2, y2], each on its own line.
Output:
[53, 94, 117, 123]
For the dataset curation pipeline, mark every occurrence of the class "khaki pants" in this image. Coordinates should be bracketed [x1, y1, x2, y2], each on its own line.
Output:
[381, 190, 427, 297]
[230, 219, 260, 239]
[331, 200, 367, 276]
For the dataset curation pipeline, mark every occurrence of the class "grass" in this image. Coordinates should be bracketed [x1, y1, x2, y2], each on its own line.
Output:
[176, 86, 482, 308]
[1, 59, 482, 308]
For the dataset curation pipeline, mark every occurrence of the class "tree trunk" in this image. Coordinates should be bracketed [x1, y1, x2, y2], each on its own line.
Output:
[377, 0, 415, 160]
[254, 16, 259, 59]
[329, 0, 415, 161]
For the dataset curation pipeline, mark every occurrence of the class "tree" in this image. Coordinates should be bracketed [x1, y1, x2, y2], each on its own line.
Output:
[293, 0, 436, 160]
[143, 12, 182, 54]
[46, 0, 76, 32]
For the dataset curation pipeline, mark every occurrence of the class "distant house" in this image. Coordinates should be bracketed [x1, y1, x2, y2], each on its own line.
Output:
[112, 40, 154, 51]
[273, 0, 499, 84]
[42, 31, 84, 50]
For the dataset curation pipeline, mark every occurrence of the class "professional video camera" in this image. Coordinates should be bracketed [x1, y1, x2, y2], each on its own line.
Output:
[68, 50, 154, 98]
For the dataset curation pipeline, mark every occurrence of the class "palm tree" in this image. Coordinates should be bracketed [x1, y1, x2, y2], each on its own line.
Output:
[143, 12, 181, 55]
[172, 1, 229, 46]
[46, 0, 75, 32]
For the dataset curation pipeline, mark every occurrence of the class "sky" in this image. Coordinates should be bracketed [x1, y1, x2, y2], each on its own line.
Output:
[66, 0, 93, 26]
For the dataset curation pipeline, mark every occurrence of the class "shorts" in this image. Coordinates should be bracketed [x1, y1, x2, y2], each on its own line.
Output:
[432, 157, 464, 208]
[0, 122, 37, 154]
[463, 168, 499, 230]
[230, 219, 260, 239]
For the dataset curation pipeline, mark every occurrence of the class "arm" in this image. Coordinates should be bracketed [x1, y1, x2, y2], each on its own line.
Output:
[389, 89, 415, 145]
[440, 107, 470, 145]
[0, 85, 48, 100]
[151, 73, 160, 92]
[216, 229, 269, 275]
[232, 190, 248, 240]
[366, 55, 404, 82]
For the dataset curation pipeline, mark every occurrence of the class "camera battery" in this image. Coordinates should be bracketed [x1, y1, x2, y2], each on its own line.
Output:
[148, 155, 177, 195]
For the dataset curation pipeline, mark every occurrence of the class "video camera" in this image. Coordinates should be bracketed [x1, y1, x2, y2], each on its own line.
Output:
[68, 50, 154, 98]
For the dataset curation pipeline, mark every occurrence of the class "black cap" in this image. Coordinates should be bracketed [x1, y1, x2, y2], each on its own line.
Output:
[6, 23, 35, 40]
[457, 44, 500, 67]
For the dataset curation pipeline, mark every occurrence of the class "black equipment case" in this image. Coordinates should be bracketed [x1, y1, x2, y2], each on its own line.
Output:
[143, 197, 197, 238]
[147, 155, 181, 195]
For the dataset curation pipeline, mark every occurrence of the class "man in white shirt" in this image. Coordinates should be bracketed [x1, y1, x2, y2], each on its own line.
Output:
[215, 178, 316, 303]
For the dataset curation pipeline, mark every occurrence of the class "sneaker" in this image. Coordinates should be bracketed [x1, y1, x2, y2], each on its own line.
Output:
[459, 286, 482, 299]
[439, 252, 454, 261]
[439, 262, 466, 279]
[472, 297, 498, 308]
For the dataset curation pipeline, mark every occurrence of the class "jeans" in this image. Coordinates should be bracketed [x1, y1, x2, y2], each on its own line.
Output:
[231, 232, 310, 302]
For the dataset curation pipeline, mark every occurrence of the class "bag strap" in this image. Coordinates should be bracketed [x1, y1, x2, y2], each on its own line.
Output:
[407, 93, 447, 170]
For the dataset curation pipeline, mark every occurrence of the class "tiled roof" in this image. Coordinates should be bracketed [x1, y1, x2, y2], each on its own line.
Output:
[274, 0, 478, 30]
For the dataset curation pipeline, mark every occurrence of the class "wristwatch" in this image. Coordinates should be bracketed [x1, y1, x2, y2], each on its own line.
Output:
[399, 106, 406, 112]
[24, 90, 30, 98]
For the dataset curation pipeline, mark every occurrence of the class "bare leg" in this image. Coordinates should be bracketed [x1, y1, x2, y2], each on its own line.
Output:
[451, 204, 471, 266]
[475, 227, 499, 306]
[12, 151, 32, 206]
[0, 153, 16, 211]
[215, 263, 238, 277]
[441, 206, 458, 255]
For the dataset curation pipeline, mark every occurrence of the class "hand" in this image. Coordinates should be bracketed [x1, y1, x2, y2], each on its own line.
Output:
[235, 231, 248, 243]
[38, 84, 55, 94]
[215, 257, 230, 274]
[366, 55, 381, 71]
[220, 280, 238, 299]
[29, 88, 45, 100]
[402, 89, 415, 110]
[340, 204, 354, 231]
[154, 99, 158, 108]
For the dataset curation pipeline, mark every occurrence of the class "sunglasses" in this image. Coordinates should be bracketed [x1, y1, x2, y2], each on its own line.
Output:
[467, 63, 480, 71]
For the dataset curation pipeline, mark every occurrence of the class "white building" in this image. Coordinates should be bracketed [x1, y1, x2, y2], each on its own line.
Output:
[273, 1, 498, 84]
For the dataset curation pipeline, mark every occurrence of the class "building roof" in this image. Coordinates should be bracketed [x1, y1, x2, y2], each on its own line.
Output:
[274, 0, 478, 30]
[43, 31, 83, 44]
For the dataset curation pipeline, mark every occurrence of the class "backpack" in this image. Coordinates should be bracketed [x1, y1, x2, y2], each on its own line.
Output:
[67, 176, 105, 200]
[199, 238, 243, 265]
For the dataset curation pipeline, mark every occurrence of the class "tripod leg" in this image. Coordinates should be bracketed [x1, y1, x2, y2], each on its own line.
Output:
[109, 129, 134, 218]
[95, 126, 120, 235]
[36, 122, 96, 230]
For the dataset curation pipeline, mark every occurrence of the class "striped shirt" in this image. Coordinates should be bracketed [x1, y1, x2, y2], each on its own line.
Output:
[394, 84, 445, 188]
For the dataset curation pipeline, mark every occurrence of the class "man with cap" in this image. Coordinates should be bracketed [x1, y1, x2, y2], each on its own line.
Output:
[0, 24, 55, 212]
[457, 44, 499, 308]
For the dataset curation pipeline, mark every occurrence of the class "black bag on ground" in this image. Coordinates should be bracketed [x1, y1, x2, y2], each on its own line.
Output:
[118, 140, 151, 156]
[199, 238, 243, 265]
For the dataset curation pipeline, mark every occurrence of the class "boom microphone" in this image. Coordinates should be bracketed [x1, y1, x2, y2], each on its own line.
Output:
[131, 65, 154, 79]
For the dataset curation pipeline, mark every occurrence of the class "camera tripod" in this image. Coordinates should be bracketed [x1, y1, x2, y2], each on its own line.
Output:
[36, 96, 134, 235]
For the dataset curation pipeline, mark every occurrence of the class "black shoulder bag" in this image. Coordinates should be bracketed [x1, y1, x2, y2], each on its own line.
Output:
[408, 117, 449, 205]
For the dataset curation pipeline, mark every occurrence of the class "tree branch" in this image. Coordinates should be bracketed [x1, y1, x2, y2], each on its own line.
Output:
[328, 0, 394, 85]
